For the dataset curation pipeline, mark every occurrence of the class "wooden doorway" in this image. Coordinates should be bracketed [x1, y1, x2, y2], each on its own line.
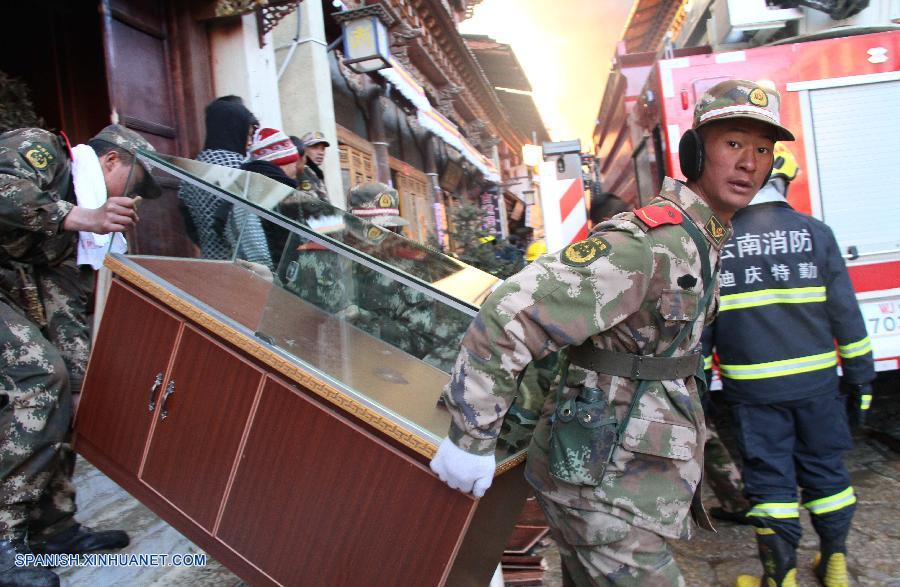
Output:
[100, 0, 212, 256]
[0, 1, 111, 143]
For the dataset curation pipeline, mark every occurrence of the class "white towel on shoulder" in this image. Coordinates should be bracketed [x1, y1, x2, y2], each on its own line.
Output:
[71, 144, 127, 269]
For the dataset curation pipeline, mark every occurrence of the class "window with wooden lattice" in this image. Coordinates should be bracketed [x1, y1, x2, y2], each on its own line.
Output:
[338, 143, 376, 191]
[395, 172, 432, 243]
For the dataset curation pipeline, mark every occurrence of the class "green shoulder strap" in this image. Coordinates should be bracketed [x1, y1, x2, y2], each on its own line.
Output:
[612, 215, 716, 448]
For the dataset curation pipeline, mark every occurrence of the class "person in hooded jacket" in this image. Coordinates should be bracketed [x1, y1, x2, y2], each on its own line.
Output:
[179, 96, 274, 269]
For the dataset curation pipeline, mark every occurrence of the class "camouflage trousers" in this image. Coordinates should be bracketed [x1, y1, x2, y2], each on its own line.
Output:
[536, 494, 685, 586]
[0, 262, 91, 541]
[703, 422, 749, 513]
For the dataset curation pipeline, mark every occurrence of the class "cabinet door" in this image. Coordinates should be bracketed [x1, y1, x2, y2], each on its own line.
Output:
[76, 281, 182, 475]
[140, 325, 262, 531]
[217, 376, 474, 586]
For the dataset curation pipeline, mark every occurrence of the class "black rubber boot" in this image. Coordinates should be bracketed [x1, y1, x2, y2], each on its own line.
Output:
[736, 529, 797, 587]
[0, 538, 59, 587]
[30, 524, 128, 556]
[814, 535, 849, 586]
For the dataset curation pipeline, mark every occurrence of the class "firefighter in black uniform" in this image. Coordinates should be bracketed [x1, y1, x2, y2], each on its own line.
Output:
[705, 143, 875, 587]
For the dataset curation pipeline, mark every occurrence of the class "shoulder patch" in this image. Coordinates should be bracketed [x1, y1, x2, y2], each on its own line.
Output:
[561, 236, 611, 267]
[634, 205, 682, 229]
[704, 215, 727, 247]
[22, 143, 55, 170]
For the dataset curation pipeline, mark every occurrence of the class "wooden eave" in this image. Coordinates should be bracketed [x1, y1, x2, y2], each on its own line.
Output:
[622, 0, 682, 53]
[378, 0, 525, 159]
[407, 40, 451, 87]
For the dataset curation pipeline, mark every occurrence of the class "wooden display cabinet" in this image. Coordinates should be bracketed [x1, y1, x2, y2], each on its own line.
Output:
[75, 256, 529, 586]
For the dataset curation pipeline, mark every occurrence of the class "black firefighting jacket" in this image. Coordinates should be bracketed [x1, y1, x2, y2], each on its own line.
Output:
[703, 200, 874, 404]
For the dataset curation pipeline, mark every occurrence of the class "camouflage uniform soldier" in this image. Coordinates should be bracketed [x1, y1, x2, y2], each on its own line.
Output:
[282, 182, 465, 372]
[430, 80, 792, 585]
[0, 124, 158, 586]
[284, 241, 353, 315]
[298, 131, 330, 202]
[345, 184, 458, 369]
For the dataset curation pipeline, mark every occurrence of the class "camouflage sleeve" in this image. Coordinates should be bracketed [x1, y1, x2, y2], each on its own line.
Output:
[443, 226, 654, 454]
[704, 266, 721, 327]
[0, 130, 74, 257]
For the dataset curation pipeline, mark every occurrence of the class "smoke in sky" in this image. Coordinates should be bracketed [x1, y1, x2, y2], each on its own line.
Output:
[460, 0, 634, 149]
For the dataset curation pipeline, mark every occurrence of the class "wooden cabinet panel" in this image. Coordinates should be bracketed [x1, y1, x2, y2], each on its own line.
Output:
[140, 325, 262, 531]
[76, 281, 181, 475]
[217, 376, 473, 586]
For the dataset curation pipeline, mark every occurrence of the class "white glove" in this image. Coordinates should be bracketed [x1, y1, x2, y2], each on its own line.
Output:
[429, 437, 496, 498]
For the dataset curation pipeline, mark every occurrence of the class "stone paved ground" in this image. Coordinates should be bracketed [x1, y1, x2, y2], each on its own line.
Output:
[62, 378, 898, 586]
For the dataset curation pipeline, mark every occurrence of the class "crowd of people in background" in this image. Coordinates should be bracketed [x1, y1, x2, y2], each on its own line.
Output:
[179, 96, 331, 271]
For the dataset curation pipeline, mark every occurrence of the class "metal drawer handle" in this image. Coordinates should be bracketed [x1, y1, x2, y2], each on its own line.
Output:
[148, 373, 163, 412]
[159, 381, 176, 421]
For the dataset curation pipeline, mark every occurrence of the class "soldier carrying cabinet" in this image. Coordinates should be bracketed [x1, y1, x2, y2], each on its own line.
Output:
[0, 124, 160, 586]
[430, 79, 792, 585]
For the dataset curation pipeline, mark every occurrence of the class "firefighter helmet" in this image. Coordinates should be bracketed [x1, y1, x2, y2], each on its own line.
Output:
[525, 239, 547, 262]
[772, 142, 799, 182]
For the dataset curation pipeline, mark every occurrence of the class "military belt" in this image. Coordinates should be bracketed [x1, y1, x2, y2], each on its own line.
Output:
[567, 345, 700, 380]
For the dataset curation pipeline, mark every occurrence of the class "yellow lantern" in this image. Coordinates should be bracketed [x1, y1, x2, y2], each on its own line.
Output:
[334, 5, 393, 74]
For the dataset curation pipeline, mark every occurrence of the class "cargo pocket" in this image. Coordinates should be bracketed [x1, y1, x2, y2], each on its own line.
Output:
[622, 416, 697, 461]
[658, 289, 700, 322]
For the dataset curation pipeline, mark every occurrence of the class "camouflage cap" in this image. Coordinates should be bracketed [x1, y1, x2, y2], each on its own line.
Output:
[91, 124, 162, 198]
[349, 182, 409, 227]
[693, 79, 794, 141]
[300, 131, 330, 148]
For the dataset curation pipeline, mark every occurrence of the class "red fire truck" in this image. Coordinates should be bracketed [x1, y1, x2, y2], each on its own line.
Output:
[596, 29, 900, 373]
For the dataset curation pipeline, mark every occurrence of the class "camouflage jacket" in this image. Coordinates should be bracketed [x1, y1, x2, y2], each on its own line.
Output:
[297, 165, 328, 203]
[441, 178, 732, 539]
[0, 128, 76, 270]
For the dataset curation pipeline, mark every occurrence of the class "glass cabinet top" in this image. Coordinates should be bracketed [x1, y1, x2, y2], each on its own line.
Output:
[115, 151, 522, 464]
[138, 151, 500, 311]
